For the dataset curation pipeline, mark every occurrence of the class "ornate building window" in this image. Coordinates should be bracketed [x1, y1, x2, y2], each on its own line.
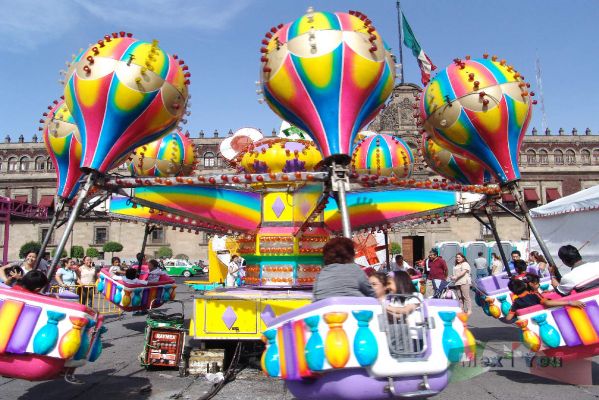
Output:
[539, 149, 549, 165]
[150, 227, 165, 244]
[203, 152, 215, 168]
[94, 226, 108, 245]
[565, 149, 576, 165]
[593, 149, 599, 164]
[581, 149, 591, 165]
[19, 156, 30, 171]
[7, 157, 17, 172]
[526, 149, 536, 164]
[35, 156, 46, 170]
[47, 157, 55, 171]
[554, 149, 564, 165]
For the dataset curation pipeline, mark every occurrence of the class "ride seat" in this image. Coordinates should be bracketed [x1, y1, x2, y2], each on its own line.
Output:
[379, 294, 430, 358]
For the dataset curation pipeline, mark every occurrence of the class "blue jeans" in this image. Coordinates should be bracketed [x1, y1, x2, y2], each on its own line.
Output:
[476, 269, 489, 280]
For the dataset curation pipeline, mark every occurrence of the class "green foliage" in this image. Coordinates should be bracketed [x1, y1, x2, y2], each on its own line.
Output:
[174, 253, 188, 260]
[86, 247, 100, 258]
[102, 241, 123, 253]
[389, 242, 402, 255]
[19, 241, 41, 258]
[51, 248, 67, 258]
[157, 246, 173, 258]
[70, 245, 84, 258]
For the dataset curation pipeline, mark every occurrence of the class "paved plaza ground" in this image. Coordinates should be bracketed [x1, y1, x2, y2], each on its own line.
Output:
[1, 279, 598, 400]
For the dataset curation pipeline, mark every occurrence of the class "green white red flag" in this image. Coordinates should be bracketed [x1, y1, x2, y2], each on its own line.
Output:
[402, 12, 436, 86]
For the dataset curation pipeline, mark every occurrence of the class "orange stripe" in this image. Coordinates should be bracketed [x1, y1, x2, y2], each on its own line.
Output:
[568, 307, 599, 345]
[277, 328, 287, 379]
[293, 320, 310, 377]
[0, 299, 25, 353]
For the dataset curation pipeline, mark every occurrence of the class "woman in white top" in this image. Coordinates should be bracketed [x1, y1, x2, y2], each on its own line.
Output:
[530, 251, 548, 277]
[451, 253, 472, 314]
[490, 253, 503, 275]
[226, 255, 241, 287]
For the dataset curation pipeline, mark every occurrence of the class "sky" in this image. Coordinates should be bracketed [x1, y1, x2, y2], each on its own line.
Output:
[0, 0, 597, 140]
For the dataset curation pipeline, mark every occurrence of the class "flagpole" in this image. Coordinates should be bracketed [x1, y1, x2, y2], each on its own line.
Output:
[396, 0, 405, 84]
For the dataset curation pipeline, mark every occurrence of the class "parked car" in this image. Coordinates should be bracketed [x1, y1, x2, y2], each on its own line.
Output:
[162, 259, 204, 278]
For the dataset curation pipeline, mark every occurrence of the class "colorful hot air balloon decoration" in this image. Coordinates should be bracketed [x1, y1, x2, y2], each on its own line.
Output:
[42, 100, 82, 201]
[351, 133, 413, 178]
[260, 9, 396, 164]
[64, 32, 190, 174]
[419, 55, 533, 185]
[421, 135, 491, 185]
[128, 130, 196, 177]
[239, 138, 323, 174]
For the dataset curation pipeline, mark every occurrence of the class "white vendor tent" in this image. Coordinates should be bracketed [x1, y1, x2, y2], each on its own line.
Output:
[530, 185, 599, 271]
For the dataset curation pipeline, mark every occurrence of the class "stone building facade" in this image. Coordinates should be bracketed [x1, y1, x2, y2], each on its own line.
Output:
[0, 83, 597, 264]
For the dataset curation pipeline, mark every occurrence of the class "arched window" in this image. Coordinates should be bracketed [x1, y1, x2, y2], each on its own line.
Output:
[7, 157, 17, 172]
[203, 152, 215, 168]
[19, 156, 30, 171]
[565, 149, 576, 165]
[35, 156, 46, 170]
[581, 149, 591, 165]
[594, 149, 599, 164]
[47, 157, 55, 171]
[554, 149, 564, 165]
[526, 149, 536, 164]
[539, 149, 549, 165]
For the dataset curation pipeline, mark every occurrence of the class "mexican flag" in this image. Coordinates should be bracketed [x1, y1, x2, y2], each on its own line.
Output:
[402, 12, 436, 86]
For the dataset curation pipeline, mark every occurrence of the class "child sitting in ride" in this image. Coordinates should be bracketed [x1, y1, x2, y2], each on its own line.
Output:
[146, 259, 168, 283]
[12, 270, 48, 293]
[385, 270, 424, 355]
[513, 260, 529, 280]
[504, 275, 585, 322]
[0, 263, 24, 287]
[122, 268, 148, 285]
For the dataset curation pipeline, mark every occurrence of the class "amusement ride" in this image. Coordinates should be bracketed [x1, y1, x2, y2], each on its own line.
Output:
[0, 6, 597, 400]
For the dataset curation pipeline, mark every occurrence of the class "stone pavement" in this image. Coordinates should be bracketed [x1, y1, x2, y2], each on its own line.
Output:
[1, 281, 598, 399]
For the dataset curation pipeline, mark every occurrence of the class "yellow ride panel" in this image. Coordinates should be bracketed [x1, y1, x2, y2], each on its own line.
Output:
[191, 289, 311, 341]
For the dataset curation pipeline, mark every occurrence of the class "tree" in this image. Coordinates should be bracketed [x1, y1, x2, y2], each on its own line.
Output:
[102, 241, 123, 258]
[174, 253, 189, 260]
[157, 246, 173, 259]
[51, 248, 67, 258]
[86, 247, 100, 258]
[389, 242, 402, 256]
[70, 245, 84, 259]
[19, 241, 41, 258]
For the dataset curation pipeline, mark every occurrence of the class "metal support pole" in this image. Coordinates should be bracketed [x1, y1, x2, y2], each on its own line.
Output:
[2, 207, 9, 265]
[384, 230, 391, 272]
[138, 224, 154, 266]
[45, 174, 94, 289]
[35, 198, 65, 270]
[330, 163, 352, 238]
[509, 184, 561, 280]
[483, 206, 512, 277]
[396, 1, 405, 84]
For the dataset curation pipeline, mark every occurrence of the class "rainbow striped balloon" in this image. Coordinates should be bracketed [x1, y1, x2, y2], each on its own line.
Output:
[419, 56, 533, 185]
[128, 129, 195, 177]
[260, 10, 396, 163]
[351, 133, 413, 178]
[421, 135, 491, 185]
[42, 100, 83, 201]
[64, 33, 190, 174]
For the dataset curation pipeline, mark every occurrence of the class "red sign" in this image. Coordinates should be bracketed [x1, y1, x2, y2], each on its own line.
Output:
[146, 329, 184, 368]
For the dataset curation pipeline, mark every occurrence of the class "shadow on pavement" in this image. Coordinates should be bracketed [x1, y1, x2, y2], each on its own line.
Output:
[123, 321, 149, 333]
[494, 369, 577, 386]
[17, 369, 152, 400]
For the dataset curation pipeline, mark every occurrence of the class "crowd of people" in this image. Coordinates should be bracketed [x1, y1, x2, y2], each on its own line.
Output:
[0, 251, 169, 308]
[312, 238, 599, 319]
